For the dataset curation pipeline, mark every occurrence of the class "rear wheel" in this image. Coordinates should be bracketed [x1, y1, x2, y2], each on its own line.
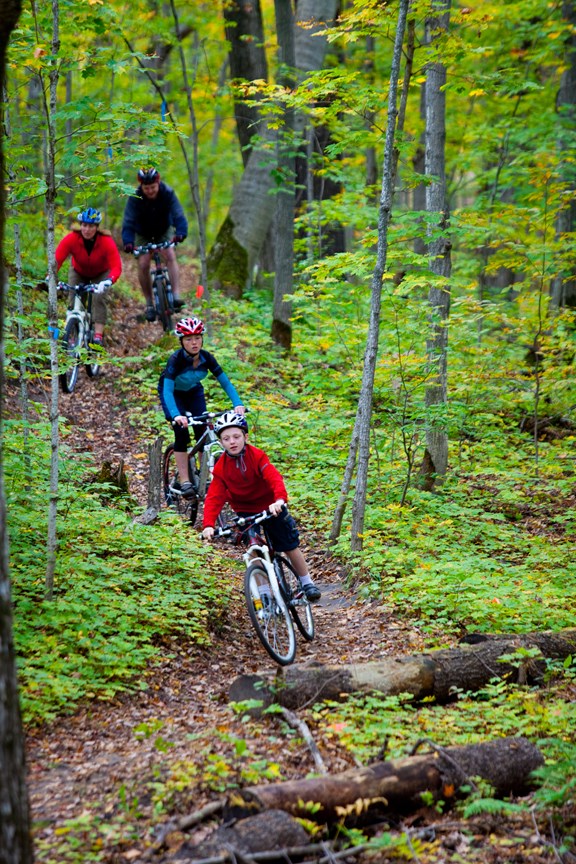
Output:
[275, 555, 315, 641]
[154, 275, 173, 333]
[162, 444, 199, 525]
[244, 562, 296, 666]
[59, 318, 81, 393]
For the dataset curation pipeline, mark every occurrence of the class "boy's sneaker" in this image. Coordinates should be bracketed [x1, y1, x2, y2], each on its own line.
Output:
[302, 582, 321, 602]
[180, 481, 195, 498]
[90, 333, 103, 347]
[173, 297, 185, 310]
[144, 305, 156, 322]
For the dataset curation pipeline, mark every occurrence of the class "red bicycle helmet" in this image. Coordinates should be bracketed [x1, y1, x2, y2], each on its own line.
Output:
[175, 317, 206, 337]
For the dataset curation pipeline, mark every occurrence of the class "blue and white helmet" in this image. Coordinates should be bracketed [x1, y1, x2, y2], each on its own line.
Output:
[214, 412, 248, 437]
[78, 207, 102, 224]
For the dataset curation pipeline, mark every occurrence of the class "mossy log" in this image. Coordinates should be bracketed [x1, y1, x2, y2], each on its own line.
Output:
[229, 629, 576, 711]
[225, 737, 543, 825]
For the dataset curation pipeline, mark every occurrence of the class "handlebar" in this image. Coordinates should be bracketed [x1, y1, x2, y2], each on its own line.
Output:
[133, 241, 176, 257]
[214, 509, 273, 539]
[171, 408, 250, 427]
[57, 281, 99, 293]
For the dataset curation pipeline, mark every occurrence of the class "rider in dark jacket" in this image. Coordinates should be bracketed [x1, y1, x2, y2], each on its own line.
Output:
[122, 167, 188, 321]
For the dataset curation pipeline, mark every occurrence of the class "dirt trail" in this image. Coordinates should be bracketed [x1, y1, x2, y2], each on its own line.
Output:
[22, 273, 426, 860]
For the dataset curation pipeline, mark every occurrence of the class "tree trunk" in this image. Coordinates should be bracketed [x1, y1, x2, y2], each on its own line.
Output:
[550, 0, 576, 308]
[208, 0, 337, 298]
[420, 1, 451, 489]
[223, 0, 268, 166]
[180, 809, 308, 861]
[271, 0, 296, 350]
[229, 629, 576, 711]
[43, 0, 61, 600]
[350, 0, 410, 551]
[0, 2, 34, 861]
[225, 738, 543, 825]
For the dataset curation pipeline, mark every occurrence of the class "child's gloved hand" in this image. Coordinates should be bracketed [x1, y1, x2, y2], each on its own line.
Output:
[202, 527, 214, 540]
[269, 499, 285, 516]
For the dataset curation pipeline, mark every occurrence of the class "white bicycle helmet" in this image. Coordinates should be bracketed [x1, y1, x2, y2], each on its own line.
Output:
[214, 412, 248, 437]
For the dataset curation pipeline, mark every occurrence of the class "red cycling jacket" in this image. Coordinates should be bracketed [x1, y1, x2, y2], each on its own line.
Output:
[55, 231, 122, 282]
[203, 444, 288, 528]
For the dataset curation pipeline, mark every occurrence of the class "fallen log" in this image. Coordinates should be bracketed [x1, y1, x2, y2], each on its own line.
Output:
[174, 809, 309, 861]
[229, 629, 576, 711]
[225, 737, 543, 825]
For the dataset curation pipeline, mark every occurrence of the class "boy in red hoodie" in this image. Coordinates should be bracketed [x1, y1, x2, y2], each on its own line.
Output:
[201, 413, 321, 601]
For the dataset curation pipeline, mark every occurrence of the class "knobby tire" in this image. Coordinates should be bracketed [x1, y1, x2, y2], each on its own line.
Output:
[162, 444, 199, 525]
[85, 326, 100, 379]
[59, 318, 81, 393]
[244, 562, 296, 666]
[275, 555, 315, 642]
[154, 276, 173, 333]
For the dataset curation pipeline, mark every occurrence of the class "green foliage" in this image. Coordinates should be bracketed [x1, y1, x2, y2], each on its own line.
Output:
[6, 418, 228, 724]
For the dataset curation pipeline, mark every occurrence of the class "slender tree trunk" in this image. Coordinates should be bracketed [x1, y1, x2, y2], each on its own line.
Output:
[1, 85, 31, 478]
[419, 0, 451, 490]
[169, 4, 208, 297]
[42, 0, 61, 599]
[0, 2, 35, 859]
[331, 4, 414, 545]
[271, 0, 296, 350]
[203, 57, 228, 226]
[348, 0, 410, 550]
[223, 0, 268, 166]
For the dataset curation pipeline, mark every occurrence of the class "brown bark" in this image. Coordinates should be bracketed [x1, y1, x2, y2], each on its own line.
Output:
[229, 629, 576, 711]
[1, 2, 33, 861]
[225, 738, 543, 825]
[178, 809, 308, 860]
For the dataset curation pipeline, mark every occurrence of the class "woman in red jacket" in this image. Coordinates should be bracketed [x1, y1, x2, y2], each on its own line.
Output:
[55, 208, 122, 345]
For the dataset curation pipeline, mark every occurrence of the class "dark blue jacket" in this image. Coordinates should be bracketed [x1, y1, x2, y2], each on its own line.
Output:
[122, 182, 188, 245]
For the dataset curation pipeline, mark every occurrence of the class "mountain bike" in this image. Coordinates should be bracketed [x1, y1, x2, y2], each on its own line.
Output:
[214, 509, 315, 666]
[133, 241, 178, 332]
[162, 409, 234, 527]
[57, 281, 107, 394]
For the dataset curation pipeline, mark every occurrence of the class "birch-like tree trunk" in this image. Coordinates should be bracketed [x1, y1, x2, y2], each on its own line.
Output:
[169, 4, 208, 298]
[271, 0, 296, 350]
[349, 0, 410, 551]
[208, 0, 337, 298]
[331, 1, 412, 546]
[420, 0, 451, 489]
[0, 2, 35, 859]
[43, 0, 61, 599]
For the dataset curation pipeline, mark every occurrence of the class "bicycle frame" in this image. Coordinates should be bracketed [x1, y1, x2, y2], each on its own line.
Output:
[133, 242, 175, 331]
[66, 288, 92, 339]
[57, 282, 100, 393]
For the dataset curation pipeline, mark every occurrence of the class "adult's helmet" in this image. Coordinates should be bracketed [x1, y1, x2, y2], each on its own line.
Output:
[138, 167, 160, 184]
[175, 316, 206, 337]
[214, 412, 249, 437]
[78, 207, 102, 224]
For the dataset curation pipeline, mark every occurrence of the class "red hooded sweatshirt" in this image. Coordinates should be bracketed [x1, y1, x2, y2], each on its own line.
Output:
[202, 443, 287, 528]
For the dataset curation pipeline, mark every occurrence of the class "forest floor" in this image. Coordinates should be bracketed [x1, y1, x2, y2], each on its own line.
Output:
[19, 265, 563, 864]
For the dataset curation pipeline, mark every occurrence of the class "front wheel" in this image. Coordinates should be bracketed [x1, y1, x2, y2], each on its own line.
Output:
[59, 318, 81, 393]
[162, 444, 199, 525]
[244, 562, 296, 666]
[275, 555, 315, 642]
[154, 276, 173, 333]
[85, 327, 101, 379]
